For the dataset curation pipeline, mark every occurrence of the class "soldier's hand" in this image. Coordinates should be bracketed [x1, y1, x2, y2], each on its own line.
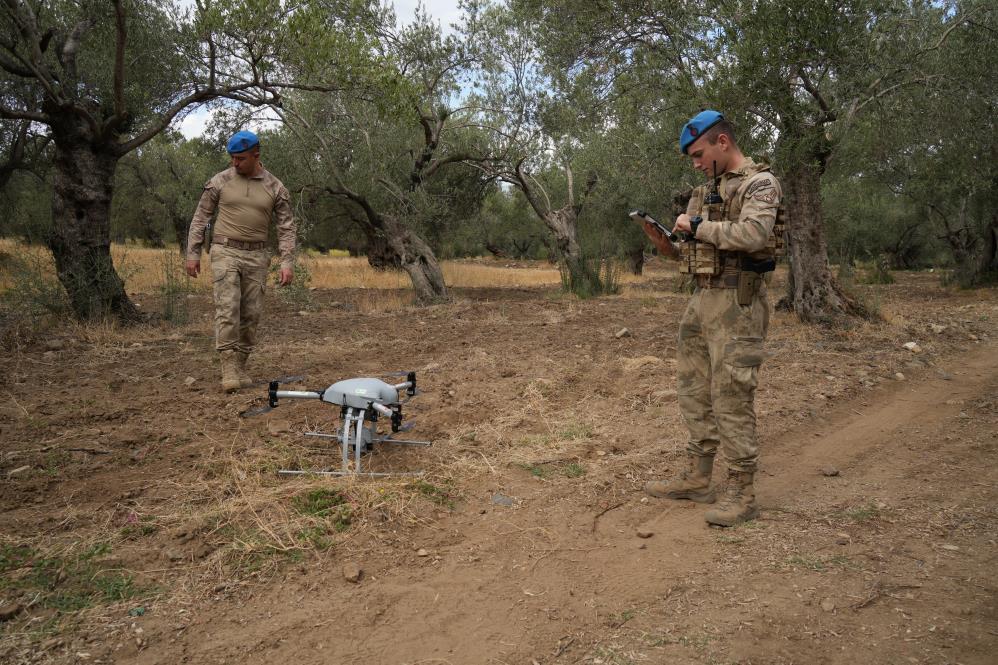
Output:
[185, 260, 200, 278]
[674, 214, 693, 234]
[278, 267, 294, 287]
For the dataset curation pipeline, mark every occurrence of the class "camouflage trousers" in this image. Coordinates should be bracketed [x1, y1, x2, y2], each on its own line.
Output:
[210, 244, 269, 353]
[677, 283, 770, 472]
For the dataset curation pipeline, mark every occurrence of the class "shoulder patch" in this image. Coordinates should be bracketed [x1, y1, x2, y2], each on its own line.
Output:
[745, 177, 774, 197]
[753, 190, 778, 204]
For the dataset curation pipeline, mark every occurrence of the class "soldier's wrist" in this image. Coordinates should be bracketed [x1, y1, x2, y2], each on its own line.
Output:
[689, 216, 703, 238]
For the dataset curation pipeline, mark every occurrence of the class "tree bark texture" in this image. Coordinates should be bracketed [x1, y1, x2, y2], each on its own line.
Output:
[783, 162, 865, 323]
[48, 139, 140, 321]
[365, 215, 448, 303]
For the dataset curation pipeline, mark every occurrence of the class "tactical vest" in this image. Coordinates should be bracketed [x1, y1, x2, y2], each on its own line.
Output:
[678, 163, 786, 275]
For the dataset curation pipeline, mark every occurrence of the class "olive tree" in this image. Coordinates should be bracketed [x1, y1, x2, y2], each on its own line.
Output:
[0, 0, 367, 320]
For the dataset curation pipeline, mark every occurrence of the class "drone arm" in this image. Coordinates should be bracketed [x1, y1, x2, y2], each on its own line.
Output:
[393, 371, 418, 396]
[276, 390, 323, 400]
[370, 402, 393, 417]
[268, 380, 324, 408]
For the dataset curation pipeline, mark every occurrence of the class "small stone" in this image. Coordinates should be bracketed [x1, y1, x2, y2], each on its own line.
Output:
[835, 537, 849, 545]
[969, 334, 979, 341]
[615, 328, 631, 339]
[636, 530, 654, 539]
[7, 465, 31, 478]
[820, 598, 836, 612]
[929, 324, 946, 334]
[491, 493, 514, 507]
[935, 368, 953, 381]
[44, 339, 65, 351]
[183, 376, 196, 387]
[894, 372, 906, 381]
[342, 562, 363, 583]
[267, 419, 291, 435]
[42, 351, 57, 360]
[0, 603, 24, 622]
[902, 342, 922, 354]
[940, 544, 960, 551]
[821, 467, 839, 477]
[416, 548, 429, 557]
[163, 549, 184, 562]
[637, 543, 647, 550]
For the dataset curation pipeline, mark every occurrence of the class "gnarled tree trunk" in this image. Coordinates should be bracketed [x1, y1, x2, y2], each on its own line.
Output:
[48, 138, 140, 321]
[782, 159, 866, 323]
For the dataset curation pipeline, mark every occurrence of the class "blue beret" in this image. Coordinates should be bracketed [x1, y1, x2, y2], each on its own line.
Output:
[679, 110, 724, 154]
[226, 130, 259, 154]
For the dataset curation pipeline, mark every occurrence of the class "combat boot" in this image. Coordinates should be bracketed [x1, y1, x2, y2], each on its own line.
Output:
[234, 352, 253, 388]
[219, 350, 241, 393]
[704, 469, 758, 527]
[644, 454, 716, 503]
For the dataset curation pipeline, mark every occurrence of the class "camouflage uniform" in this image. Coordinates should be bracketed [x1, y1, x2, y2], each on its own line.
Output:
[186, 167, 295, 375]
[678, 157, 781, 473]
[646, 156, 782, 525]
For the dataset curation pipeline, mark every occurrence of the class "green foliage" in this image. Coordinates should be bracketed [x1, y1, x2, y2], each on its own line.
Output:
[159, 251, 192, 324]
[0, 248, 69, 349]
[270, 259, 314, 311]
[410, 479, 456, 509]
[291, 489, 352, 531]
[560, 254, 621, 299]
[0, 541, 150, 613]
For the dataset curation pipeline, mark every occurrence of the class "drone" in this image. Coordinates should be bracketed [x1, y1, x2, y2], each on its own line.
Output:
[245, 371, 431, 477]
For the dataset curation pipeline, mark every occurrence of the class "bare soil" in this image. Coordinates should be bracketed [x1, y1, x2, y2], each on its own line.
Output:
[1, 266, 996, 665]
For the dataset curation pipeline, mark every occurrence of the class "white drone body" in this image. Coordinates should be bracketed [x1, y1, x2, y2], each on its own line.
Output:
[265, 372, 430, 477]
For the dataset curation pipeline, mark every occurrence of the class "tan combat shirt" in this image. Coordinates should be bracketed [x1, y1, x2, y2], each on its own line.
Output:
[686, 156, 782, 260]
[186, 166, 296, 269]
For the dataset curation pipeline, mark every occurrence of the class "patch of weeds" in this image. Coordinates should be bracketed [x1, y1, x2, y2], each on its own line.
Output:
[291, 489, 352, 531]
[783, 554, 856, 572]
[270, 258, 314, 311]
[159, 251, 192, 324]
[41, 449, 71, 477]
[606, 608, 636, 627]
[411, 479, 456, 509]
[297, 526, 334, 552]
[517, 463, 549, 479]
[785, 555, 828, 572]
[558, 422, 594, 440]
[643, 632, 680, 647]
[677, 632, 714, 649]
[590, 645, 636, 665]
[0, 541, 151, 613]
[837, 503, 881, 522]
[563, 462, 586, 478]
[120, 515, 158, 539]
[292, 488, 346, 517]
[517, 433, 554, 446]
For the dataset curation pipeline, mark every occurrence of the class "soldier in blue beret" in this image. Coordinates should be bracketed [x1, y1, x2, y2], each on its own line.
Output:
[641, 110, 784, 527]
[185, 130, 297, 392]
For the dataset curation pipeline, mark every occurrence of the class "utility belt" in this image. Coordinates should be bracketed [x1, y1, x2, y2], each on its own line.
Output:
[686, 247, 775, 305]
[212, 235, 267, 251]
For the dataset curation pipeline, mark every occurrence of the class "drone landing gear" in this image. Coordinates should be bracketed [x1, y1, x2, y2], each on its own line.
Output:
[277, 405, 431, 478]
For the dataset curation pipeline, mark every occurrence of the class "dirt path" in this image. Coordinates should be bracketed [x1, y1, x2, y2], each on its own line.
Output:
[125, 342, 998, 665]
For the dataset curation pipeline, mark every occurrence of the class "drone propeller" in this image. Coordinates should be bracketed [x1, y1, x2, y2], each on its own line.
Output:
[252, 374, 306, 387]
[398, 388, 423, 405]
[240, 402, 275, 418]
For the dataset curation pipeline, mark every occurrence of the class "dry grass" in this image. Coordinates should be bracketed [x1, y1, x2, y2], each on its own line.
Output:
[0, 241, 670, 296]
